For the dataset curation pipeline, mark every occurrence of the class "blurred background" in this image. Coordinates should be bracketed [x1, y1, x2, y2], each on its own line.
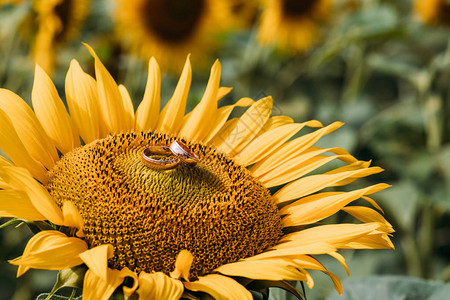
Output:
[0, 0, 449, 299]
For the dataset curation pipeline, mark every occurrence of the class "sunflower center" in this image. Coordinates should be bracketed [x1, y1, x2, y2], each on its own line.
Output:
[141, 0, 205, 43]
[282, 0, 318, 18]
[46, 132, 282, 279]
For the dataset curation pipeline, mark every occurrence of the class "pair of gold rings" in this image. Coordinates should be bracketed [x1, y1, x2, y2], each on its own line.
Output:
[142, 140, 199, 170]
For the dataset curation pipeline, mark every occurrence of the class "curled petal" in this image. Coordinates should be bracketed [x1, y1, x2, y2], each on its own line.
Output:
[83, 267, 138, 300]
[138, 272, 183, 300]
[170, 250, 193, 281]
[10, 231, 87, 275]
[184, 274, 252, 300]
[80, 244, 114, 281]
[62, 201, 85, 237]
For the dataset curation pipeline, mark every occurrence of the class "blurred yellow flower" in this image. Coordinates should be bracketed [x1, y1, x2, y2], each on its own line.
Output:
[228, 0, 261, 29]
[114, 0, 232, 72]
[415, 0, 450, 26]
[33, 0, 90, 73]
[0, 45, 393, 299]
[258, 0, 332, 53]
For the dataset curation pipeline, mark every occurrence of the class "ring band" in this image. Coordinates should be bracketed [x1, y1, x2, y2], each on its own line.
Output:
[170, 140, 199, 166]
[142, 146, 180, 170]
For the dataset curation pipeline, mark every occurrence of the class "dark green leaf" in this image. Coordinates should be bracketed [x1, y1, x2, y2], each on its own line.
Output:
[0, 218, 23, 229]
[46, 265, 88, 299]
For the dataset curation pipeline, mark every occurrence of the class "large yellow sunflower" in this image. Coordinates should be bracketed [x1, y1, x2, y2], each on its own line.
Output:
[415, 0, 450, 26]
[32, 0, 90, 73]
[114, 0, 232, 72]
[258, 0, 332, 53]
[0, 45, 394, 299]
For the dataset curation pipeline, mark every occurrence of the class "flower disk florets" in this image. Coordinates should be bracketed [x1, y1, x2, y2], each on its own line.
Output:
[46, 131, 282, 279]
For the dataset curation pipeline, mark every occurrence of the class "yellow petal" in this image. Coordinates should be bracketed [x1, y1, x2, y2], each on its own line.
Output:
[138, 272, 183, 300]
[62, 201, 85, 237]
[65, 60, 102, 143]
[0, 156, 12, 189]
[217, 87, 233, 101]
[184, 274, 252, 300]
[274, 167, 384, 202]
[157, 56, 191, 134]
[204, 97, 255, 144]
[170, 249, 193, 281]
[257, 147, 356, 187]
[118, 84, 135, 130]
[217, 96, 273, 156]
[342, 231, 395, 250]
[0, 109, 48, 183]
[276, 255, 343, 294]
[259, 116, 295, 134]
[83, 267, 138, 300]
[278, 223, 382, 250]
[10, 231, 87, 273]
[0, 190, 46, 220]
[0, 156, 12, 166]
[216, 258, 308, 281]
[328, 252, 350, 275]
[84, 43, 131, 133]
[79, 244, 114, 281]
[209, 118, 239, 147]
[0, 89, 58, 169]
[251, 121, 344, 177]
[279, 184, 390, 226]
[32, 65, 80, 154]
[342, 206, 394, 233]
[0, 166, 63, 225]
[179, 60, 221, 142]
[246, 242, 337, 260]
[235, 123, 305, 166]
[135, 57, 161, 131]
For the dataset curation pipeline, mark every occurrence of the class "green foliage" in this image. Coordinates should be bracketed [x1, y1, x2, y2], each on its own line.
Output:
[326, 276, 450, 300]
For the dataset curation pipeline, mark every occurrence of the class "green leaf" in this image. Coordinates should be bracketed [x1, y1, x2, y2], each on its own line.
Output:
[377, 180, 420, 230]
[46, 265, 88, 299]
[326, 275, 448, 300]
[36, 293, 81, 300]
[0, 218, 24, 229]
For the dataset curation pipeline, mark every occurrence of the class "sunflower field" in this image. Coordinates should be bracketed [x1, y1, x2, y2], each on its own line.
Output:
[0, 0, 449, 299]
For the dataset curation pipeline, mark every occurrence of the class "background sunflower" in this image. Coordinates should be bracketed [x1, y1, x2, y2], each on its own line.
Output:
[114, 0, 233, 72]
[258, 0, 332, 53]
[32, 0, 90, 73]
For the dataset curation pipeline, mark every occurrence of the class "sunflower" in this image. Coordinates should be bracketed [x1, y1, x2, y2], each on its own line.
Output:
[258, 0, 332, 53]
[227, 0, 261, 29]
[114, 0, 232, 72]
[32, 0, 90, 73]
[0, 44, 394, 299]
[415, 0, 450, 26]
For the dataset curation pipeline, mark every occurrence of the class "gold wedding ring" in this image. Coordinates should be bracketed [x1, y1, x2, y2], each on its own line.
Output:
[142, 146, 180, 170]
[170, 140, 199, 166]
[142, 141, 199, 170]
